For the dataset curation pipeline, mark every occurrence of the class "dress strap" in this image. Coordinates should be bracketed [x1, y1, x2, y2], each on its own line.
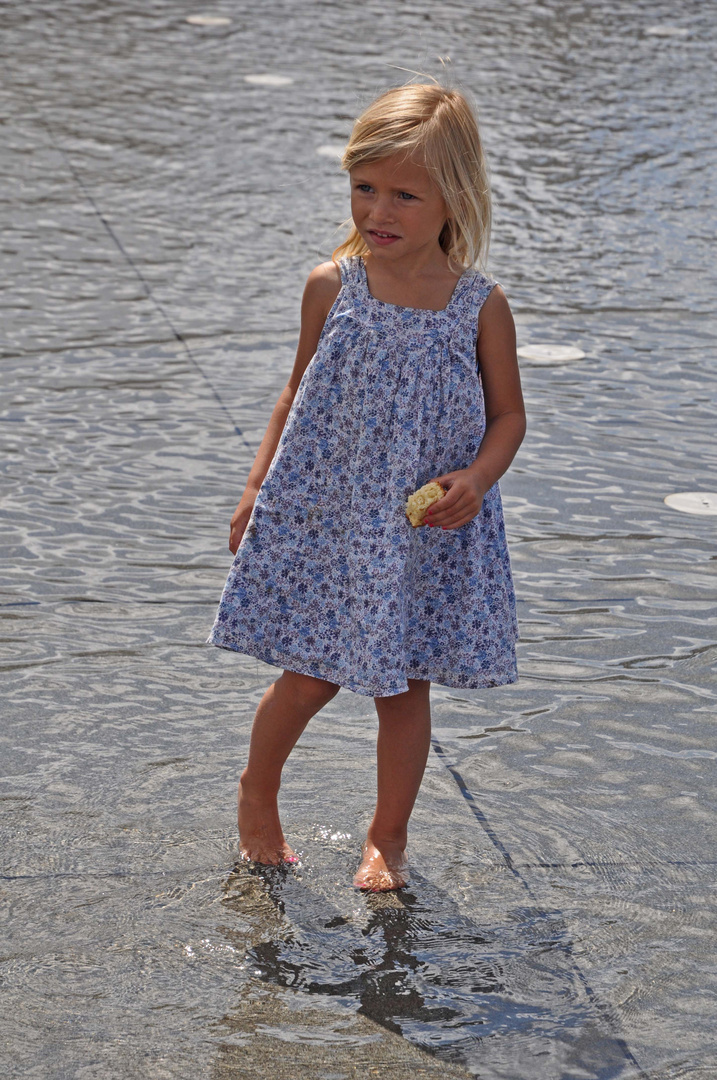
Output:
[456, 268, 498, 321]
[338, 255, 364, 288]
[444, 269, 499, 359]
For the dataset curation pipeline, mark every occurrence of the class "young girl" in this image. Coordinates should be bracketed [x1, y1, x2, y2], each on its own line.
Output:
[208, 82, 525, 892]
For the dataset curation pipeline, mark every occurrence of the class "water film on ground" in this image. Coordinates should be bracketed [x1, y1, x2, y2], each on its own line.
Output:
[1, 1, 716, 1077]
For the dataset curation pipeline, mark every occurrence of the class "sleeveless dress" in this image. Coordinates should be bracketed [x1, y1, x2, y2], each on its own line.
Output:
[207, 256, 518, 697]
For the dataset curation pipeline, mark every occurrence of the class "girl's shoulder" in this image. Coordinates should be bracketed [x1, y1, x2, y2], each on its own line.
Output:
[305, 259, 342, 295]
[477, 282, 511, 328]
[303, 261, 342, 320]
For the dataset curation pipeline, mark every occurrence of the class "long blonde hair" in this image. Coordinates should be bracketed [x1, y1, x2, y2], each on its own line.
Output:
[333, 83, 491, 271]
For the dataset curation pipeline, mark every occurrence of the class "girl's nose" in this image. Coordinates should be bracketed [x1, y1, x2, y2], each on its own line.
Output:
[373, 196, 395, 224]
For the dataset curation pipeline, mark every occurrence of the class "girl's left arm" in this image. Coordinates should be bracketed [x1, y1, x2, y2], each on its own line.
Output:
[426, 285, 526, 530]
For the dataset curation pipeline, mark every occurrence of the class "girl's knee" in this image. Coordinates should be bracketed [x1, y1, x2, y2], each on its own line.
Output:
[279, 669, 340, 708]
[378, 679, 430, 704]
[374, 680, 431, 719]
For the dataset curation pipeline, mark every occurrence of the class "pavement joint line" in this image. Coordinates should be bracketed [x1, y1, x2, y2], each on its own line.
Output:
[0, 600, 215, 607]
[0, 868, 230, 882]
[516, 597, 636, 603]
[0, 325, 299, 361]
[430, 735, 651, 1080]
[514, 859, 717, 870]
[430, 737, 534, 895]
[15, 92, 255, 453]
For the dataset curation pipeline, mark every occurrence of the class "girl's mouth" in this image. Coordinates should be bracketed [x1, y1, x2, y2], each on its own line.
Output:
[368, 230, 400, 246]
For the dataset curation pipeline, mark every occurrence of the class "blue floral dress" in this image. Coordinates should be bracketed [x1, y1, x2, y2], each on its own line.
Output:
[208, 256, 518, 696]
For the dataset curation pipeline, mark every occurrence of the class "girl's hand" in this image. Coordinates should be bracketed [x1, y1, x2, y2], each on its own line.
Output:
[423, 469, 488, 530]
[229, 487, 258, 554]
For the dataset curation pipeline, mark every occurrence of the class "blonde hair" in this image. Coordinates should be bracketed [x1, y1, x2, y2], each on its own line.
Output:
[333, 83, 491, 270]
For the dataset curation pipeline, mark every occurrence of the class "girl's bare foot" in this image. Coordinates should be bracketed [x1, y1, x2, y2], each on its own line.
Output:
[353, 840, 409, 892]
[237, 779, 298, 865]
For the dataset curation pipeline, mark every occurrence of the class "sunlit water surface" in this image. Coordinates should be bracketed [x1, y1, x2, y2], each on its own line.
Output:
[1, 2, 716, 1078]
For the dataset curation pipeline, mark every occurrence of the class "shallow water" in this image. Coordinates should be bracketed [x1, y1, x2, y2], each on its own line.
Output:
[2, 1, 717, 1077]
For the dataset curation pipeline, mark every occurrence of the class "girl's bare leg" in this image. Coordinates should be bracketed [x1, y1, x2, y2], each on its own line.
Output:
[239, 669, 339, 864]
[354, 678, 432, 891]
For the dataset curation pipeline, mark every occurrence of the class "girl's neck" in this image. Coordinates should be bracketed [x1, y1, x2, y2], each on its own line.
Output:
[362, 251, 464, 312]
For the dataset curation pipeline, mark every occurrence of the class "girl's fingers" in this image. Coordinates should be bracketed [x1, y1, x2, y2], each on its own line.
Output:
[426, 508, 475, 529]
[426, 493, 481, 528]
[426, 504, 454, 524]
[429, 487, 459, 512]
[426, 490, 471, 520]
[424, 475, 484, 528]
[427, 482, 462, 506]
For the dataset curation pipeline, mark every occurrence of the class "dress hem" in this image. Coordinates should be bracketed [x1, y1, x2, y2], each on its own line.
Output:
[206, 632, 518, 698]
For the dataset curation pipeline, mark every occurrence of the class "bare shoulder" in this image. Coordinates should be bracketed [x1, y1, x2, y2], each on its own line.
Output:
[303, 261, 342, 318]
[478, 283, 514, 334]
[286, 263, 342, 393]
[476, 281, 523, 419]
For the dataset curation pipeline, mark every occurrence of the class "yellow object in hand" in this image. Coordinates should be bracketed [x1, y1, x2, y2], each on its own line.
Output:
[405, 482, 446, 527]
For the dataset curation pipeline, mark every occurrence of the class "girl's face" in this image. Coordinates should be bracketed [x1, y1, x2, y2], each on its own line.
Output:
[349, 153, 449, 263]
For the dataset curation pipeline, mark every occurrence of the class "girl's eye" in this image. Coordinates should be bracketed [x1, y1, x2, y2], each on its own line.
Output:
[398, 192, 416, 201]
[356, 184, 373, 193]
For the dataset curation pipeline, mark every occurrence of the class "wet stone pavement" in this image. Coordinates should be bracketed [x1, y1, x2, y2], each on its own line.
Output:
[1, 2, 717, 1078]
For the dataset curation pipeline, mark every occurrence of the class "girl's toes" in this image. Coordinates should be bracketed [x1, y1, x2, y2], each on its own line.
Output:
[239, 843, 281, 866]
[353, 844, 409, 891]
[279, 841, 300, 864]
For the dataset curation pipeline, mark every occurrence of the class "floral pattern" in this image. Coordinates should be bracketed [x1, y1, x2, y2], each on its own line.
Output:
[208, 256, 518, 696]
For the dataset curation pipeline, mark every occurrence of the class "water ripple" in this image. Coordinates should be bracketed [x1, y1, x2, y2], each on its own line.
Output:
[2, 1, 716, 1078]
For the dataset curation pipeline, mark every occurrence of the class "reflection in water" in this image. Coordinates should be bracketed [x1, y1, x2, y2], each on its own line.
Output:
[220, 863, 638, 1077]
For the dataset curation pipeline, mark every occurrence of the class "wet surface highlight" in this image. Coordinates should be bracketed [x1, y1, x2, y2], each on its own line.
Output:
[2, 1, 717, 1078]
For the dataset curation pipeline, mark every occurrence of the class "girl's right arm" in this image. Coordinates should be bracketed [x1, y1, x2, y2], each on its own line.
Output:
[228, 261, 341, 553]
